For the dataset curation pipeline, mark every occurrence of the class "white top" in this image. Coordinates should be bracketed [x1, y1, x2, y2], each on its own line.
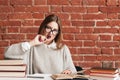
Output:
[4, 41, 77, 74]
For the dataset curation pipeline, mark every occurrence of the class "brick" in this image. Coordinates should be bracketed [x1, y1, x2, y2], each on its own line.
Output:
[72, 56, 83, 61]
[8, 27, 19, 33]
[114, 48, 120, 54]
[72, 21, 95, 26]
[8, 13, 32, 19]
[34, 20, 42, 26]
[84, 56, 97, 61]
[87, 7, 99, 13]
[115, 62, 120, 68]
[0, 14, 7, 20]
[0, 41, 9, 47]
[63, 41, 82, 47]
[107, 0, 118, 6]
[69, 48, 77, 54]
[81, 28, 94, 33]
[63, 6, 86, 13]
[20, 27, 38, 33]
[70, 0, 83, 5]
[34, 0, 47, 5]
[83, 14, 106, 20]
[96, 21, 108, 26]
[0, 21, 21, 26]
[75, 34, 98, 40]
[14, 6, 26, 12]
[22, 20, 34, 26]
[33, 13, 44, 19]
[0, 0, 8, 5]
[2, 34, 25, 40]
[108, 13, 118, 19]
[97, 56, 116, 61]
[55, 13, 69, 20]
[100, 35, 111, 40]
[51, 6, 62, 12]
[113, 35, 120, 41]
[94, 28, 118, 33]
[83, 0, 106, 6]
[62, 28, 79, 33]
[78, 62, 101, 68]
[108, 20, 120, 26]
[84, 41, 95, 47]
[101, 48, 113, 54]
[97, 41, 119, 47]
[99, 7, 120, 13]
[26, 6, 49, 13]
[0, 6, 13, 13]
[0, 53, 4, 60]
[71, 14, 82, 20]
[0, 27, 6, 33]
[0, 48, 4, 54]
[61, 20, 71, 26]
[78, 48, 101, 54]
[10, 0, 32, 5]
[119, 0, 120, 5]
[63, 34, 74, 40]
[47, 0, 69, 5]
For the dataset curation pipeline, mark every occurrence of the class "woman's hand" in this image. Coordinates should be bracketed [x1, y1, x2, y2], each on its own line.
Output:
[62, 70, 72, 74]
[29, 35, 46, 47]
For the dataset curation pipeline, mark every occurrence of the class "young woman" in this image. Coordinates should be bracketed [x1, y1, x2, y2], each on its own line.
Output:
[4, 14, 77, 74]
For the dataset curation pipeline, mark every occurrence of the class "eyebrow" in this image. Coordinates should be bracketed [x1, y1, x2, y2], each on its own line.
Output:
[47, 25, 58, 30]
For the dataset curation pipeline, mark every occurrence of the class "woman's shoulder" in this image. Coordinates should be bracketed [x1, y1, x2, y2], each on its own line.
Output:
[60, 44, 69, 50]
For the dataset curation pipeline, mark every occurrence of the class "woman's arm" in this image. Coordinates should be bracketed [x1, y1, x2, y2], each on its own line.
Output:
[4, 35, 46, 59]
[62, 45, 77, 74]
[4, 42, 31, 59]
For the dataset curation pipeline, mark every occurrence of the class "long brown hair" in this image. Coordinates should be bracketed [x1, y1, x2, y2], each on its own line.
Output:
[38, 14, 63, 49]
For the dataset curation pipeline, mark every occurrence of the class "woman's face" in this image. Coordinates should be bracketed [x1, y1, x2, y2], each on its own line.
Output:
[44, 21, 59, 43]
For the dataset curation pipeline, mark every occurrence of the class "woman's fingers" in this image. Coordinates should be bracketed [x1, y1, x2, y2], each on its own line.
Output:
[62, 70, 72, 74]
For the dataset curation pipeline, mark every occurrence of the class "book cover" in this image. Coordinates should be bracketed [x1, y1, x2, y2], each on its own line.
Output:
[90, 72, 119, 78]
[0, 60, 24, 66]
[90, 75, 120, 80]
[0, 65, 26, 71]
[90, 67, 119, 74]
[0, 71, 26, 77]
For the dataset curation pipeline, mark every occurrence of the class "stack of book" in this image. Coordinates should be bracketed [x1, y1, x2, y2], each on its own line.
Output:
[89, 67, 120, 80]
[0, 60, 26, 77]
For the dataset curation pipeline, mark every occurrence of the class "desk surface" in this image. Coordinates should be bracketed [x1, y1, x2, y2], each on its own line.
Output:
[0, 75, 119, 80]
[0, 77, 53, 80]
[0, 74, 53, 80]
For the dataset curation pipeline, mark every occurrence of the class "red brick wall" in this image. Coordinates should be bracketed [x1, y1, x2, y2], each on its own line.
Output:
[0, 0, 120, 69]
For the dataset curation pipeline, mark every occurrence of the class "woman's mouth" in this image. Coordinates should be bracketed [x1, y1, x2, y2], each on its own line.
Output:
[47, 35, 51, 39]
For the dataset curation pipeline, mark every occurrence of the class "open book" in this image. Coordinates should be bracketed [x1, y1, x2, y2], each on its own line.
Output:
[51, 74, 89, 80]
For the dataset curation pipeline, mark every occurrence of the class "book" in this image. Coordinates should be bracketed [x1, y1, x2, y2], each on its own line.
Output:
[90, 76, 120, 80]
[51, 74, 89, 80]
[0, 65, 26, 71]
[90, 67, 119, 74]
[0, 60, 24, 66]
[0, 71, 26, 77]
[90, 72, 119, 78]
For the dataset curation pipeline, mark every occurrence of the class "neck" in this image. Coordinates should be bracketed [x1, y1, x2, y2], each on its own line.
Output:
[45, 40, 53, 45]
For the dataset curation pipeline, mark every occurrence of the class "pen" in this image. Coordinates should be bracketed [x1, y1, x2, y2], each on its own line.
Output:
[27, 76, 44, 78]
